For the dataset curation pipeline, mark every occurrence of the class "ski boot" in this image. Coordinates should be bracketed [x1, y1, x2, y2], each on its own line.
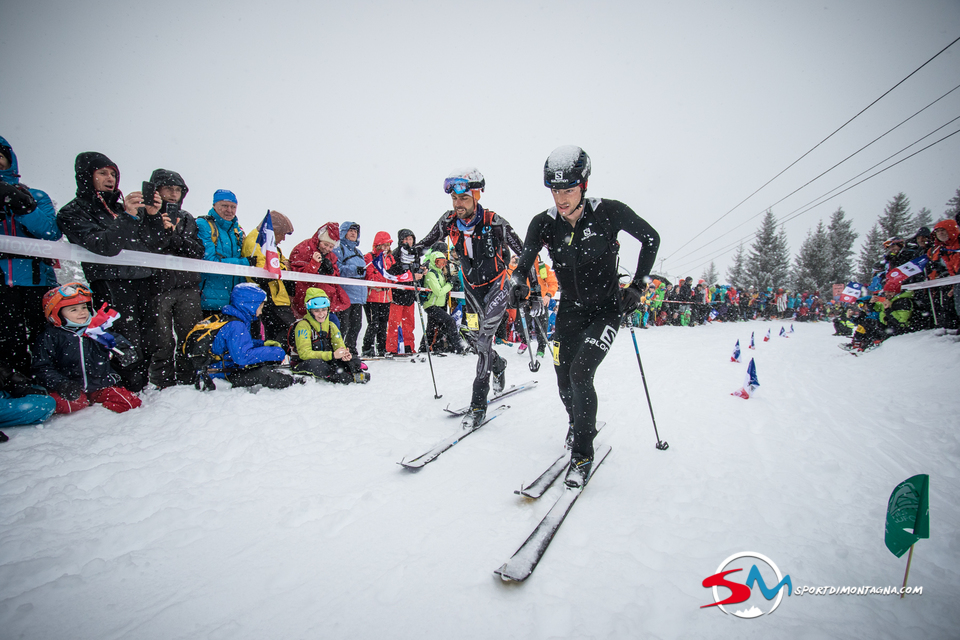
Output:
[492, 360, 507, 394]
[564, 453, 594, 489]
[536, 349, 545, 360]
[353, 371, 371, 384]
[564, 422, 575, 450]
[461, 406, 486, 430]
[517, 343, 527, 355]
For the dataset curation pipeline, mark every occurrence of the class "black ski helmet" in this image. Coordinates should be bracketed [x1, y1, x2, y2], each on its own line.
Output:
[543, 145, 591, 189]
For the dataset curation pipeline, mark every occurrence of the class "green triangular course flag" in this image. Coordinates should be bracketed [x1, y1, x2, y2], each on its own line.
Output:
[884, 474, 930, 558]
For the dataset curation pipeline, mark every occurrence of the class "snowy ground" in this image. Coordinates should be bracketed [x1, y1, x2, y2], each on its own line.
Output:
[1, 320, 958, 640]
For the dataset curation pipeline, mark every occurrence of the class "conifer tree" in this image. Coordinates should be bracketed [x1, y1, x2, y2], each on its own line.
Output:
[701, 261, 719, 285]
[913, 207, 933, 232]
[793, 220, 831, 293]
[744, 211, 790, 290]
[727, 244, 746, 289]
[877, 192, 913, 240]
[826, 207, 858, 284]
[856, 223, 884, 283]
[943, 187, 960, 221]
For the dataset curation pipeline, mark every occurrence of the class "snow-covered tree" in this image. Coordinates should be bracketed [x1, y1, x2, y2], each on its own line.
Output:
[793, 220, 831, 293]
[943, 187, 960, 221]
[913, 207, 933, 233]
[877, 192, 913, 240]
[744, 211, 790, 291]
[856, 223, 884, 283]
[726, 244, 747, 289]
[825, 207, 858, 284]
[700, 261, 719, 285]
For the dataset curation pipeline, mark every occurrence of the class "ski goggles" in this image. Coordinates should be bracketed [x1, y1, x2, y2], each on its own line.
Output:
[443, 177, 472, 195]
[56, 283, 92, 300]
[305, 296, 331, 310]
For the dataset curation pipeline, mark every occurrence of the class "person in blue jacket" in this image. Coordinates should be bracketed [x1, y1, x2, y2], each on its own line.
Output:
[197, 190, 255, 313]
[333, 221, 367, 356]
[210, 283, 295, 389]
[0, 135, 63, 378]
[0, 363, 55, 441]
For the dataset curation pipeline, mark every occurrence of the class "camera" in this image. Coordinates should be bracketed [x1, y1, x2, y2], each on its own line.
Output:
[356, 266, 365, 276]
[141, 181, 155, 207]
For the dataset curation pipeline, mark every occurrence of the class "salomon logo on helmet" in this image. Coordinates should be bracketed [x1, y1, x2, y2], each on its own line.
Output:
[544, 146, 591, 189]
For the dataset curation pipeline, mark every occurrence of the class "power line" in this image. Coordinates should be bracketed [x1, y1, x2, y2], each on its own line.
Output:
[662, 33, 960, 263]
[667, 125, 960, 276]
[668, 82, 960, 265]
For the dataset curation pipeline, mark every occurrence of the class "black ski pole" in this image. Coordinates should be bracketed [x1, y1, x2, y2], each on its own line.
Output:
[517, 303, 540, 372]
[413, 280, 442, 399]
[628, 322, 668, 450]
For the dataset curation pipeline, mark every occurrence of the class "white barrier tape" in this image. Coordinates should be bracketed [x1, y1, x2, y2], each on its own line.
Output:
[902, 273, 960, 290]
[0, 235, 469, 298]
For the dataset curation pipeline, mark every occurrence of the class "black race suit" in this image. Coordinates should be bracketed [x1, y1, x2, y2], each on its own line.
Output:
[515, 197, 659, 458]
[419, 204, 531, 408]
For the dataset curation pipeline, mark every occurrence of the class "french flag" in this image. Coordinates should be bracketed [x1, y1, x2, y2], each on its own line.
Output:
[84, 302, 120, 349]
[731, 358, 760, 399]
[398, 325, 406, 355]
[840, 282, 864, 303]
[372, 252, 401, 282]
[749, 331, 755, 350]
[884, 255, 929, 292]
[256, 210, 282, 278]
[763, 329, 771, 342]
[779, 326, 788, 338]
[731, 339, 740, 362]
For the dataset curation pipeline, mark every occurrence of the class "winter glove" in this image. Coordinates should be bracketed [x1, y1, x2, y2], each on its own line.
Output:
[57, 380, 84, 401]
[0, 182, 37, 216]
[110, 342, 141, 368]
[528, 294, 545, 317]
[263, 340, 282, 347]
[507, 274, 529, 308]
[621, 283, 645, 315]
[356, 266, 366, 277]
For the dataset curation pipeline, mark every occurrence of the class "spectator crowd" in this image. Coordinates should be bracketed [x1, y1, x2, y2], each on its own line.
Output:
[2, 137, 958, 437]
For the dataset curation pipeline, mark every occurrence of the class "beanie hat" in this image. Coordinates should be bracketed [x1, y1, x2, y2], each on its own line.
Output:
[268, 210, 294, 238]
[213, 189, 237, 205]
[317, 222, 340, 247]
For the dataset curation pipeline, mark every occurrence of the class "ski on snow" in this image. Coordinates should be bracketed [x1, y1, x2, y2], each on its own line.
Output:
[443, 380, 538, 417]
[399, 405, 511, 469]
[495, 444, 612, 582]
[514, 422, 606, 499]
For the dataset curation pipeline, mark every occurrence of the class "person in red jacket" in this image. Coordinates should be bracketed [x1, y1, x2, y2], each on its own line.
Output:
[289, 222, 350, 319]
[928, 219, 960, 330]
[362, 231, 394, 357]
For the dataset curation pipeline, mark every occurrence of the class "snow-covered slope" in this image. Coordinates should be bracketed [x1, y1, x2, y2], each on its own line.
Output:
[2, 321, 957, 639]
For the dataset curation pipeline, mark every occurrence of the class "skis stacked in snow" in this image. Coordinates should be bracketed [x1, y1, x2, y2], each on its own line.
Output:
[399, 405, 510, 469]
[443, 380, 538, 417]
[515, 422, 606, 499]
[495, 444, 612, 582]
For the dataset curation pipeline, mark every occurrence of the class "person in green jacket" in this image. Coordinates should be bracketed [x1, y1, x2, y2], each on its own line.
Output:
[420, 249, 466, 354]
[291, 288, 370, 384]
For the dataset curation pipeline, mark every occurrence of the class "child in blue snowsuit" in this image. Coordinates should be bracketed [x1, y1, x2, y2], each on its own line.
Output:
[210, 283, 295, 390]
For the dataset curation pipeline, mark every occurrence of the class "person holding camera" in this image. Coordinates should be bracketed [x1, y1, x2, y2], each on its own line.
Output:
[386, 228, 423, 354]
[333, 221, 367, 357]
[144, 168, 205, 388]
[57, 152, 167, 392]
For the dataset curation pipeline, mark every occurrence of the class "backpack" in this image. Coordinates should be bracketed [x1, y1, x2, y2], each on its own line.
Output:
[181, 313, 238, 372]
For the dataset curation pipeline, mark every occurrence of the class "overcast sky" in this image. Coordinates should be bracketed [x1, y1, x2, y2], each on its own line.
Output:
[2, 0, 958, 281]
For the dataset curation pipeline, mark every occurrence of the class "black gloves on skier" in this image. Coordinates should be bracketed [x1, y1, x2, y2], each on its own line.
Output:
[507, 273, 529, 308]
[621, 282, 645, 315]
[0, 182, 37, 217]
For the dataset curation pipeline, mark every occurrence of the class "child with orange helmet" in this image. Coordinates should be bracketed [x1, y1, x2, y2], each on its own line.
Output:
[32, 283, 142, 414]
